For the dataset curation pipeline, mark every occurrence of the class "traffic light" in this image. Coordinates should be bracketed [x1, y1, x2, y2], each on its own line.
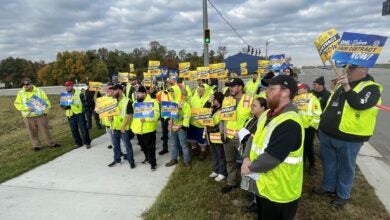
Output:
[251, 48, 254, 55]
[247, 45, 250, 53]
[204, 29, 211, 44]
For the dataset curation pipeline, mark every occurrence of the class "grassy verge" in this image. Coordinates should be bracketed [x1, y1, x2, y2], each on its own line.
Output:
[0, 95, 105, 183]
[143, 141, 390, 219]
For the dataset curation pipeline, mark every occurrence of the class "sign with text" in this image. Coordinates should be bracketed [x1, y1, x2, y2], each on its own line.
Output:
[240, 62, 248, 75]
[148, 60, 161, 76]
[179, 62, 191, 78]
[197, 67, 209, 80]
[220, 97, 237, 121]
[60, 92, 73, 106]
[268, 54, 286, 71]
[118, 72, 129, 83]
[134, 102, 154, 119]
[332, 32, 387, 68]
[129, 64, 135, 73]
[191, 108, 213, 126]
[209, 63, 226, 79]
[25, 95, 48, 115]
[88, 82, 103, 92]
[95, 96, 118, 118]
[161, 101, 179, 119]
[190, 70, 198, 81]
[314, 28, 340, 63]
[258, 60, 270, 74]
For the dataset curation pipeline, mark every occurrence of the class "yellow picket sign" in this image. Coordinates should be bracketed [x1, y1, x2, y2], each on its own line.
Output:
[179, 62, 191, 79]
[148, 60, 161, 76]
[314, 28, 340, 63]
[95, 96, 119, 117]
[191, 108, 213, 126]
[118, 72, 129, 83]
[220, 96, 237, 121]
[258, 60, 270, 75]
[190, 71, 198, 81]
[129, 64, 135, 73]
[88, 82, 103, 92]
[143, 79, 152, 87]
[209, 63, 226, 79]
[197, 67, 209, 80]
[240, 62, 248, 75]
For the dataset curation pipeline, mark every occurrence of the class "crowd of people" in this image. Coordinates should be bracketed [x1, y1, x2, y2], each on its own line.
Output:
[13, 64, 382, 219]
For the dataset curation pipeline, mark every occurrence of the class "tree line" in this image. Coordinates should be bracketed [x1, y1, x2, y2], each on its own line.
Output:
[0, 41, 228, 88]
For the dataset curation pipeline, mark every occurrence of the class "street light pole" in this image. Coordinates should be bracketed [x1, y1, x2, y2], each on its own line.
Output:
[203, 0, 209, 66]
[265, 39, 269, 59]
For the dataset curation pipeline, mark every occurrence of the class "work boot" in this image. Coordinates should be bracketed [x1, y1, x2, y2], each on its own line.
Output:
[165, 159, 178, 167]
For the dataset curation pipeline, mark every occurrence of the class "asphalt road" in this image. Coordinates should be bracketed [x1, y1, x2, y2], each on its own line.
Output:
[299, 67, 390, 164]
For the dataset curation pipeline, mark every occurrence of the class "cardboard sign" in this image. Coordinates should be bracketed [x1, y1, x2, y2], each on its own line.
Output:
[95, 96, 118, 117]
[129, 64, 135, 73]
[332, 32, 387, 68]
[314, 28, 340, 63]
[190, 71, 198, 81]
[134, 102, 154, 119]
[258, 60, 270, 75]
[209, 63, 226, 79]
[148, 60, 161, 76]
[60, 92, 73, 106]
[240, 62, 248, 75]
[118, 72, 129, 83]
[25, 95, 48, 115]
[197, 67, 209, 80]
[191, 108, 213, 126]
[88, 82, 103, 92]
[220, 97, 236, 121]
[161, 101, 179, 119]
[268, 54, 286, 71]
[179, 62, 191, 78]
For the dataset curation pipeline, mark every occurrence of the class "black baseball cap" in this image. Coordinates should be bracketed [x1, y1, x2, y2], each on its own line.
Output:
[263, 75, 298, 95]
[225, 78, 245, 87]
[112, 84, 123, 90]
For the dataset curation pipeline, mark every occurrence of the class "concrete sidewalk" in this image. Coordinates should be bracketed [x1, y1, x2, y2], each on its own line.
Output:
[0, 133, 174, 220]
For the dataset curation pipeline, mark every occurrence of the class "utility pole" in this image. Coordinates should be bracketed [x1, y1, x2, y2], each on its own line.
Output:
[203, 0, 209, 66]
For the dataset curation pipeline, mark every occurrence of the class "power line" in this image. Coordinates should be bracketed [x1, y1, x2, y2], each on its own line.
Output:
[207, 0, 252, 47]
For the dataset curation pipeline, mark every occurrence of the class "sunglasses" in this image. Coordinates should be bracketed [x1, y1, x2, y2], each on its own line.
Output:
[23, 83, 31, 86]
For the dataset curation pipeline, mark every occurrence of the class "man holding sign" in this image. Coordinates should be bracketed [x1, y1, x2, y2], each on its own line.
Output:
[14, 78, 59, 151]
[131, 86, 160, 171]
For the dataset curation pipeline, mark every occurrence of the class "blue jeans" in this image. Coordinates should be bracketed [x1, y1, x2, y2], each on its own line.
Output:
[112, 130, 134, 164]
[319, 130, 363, 199]
[171, 129, 190, 163]
[68, 113, 90, 146]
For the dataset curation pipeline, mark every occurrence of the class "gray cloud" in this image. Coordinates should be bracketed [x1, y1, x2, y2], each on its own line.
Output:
[0, 0, 389, 65]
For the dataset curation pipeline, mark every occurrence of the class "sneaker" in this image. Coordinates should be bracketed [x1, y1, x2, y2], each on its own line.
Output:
[141, 159, 149, 164]
[215, 174, 226, 182]
[221, 185, 238, 194]
[151, 165, 157, 171]
[86, 144, 91, 149]
[331, 197, 349, 209]
[165, 159, 178, 167]
[130, 162, 135, 169]
[184, 162, 191, 168]
[209, 172, 218, 178]
[107, 145, 113, 149]
[158, 149, 169, 155]
[107, 161, 121, 167]
[50, 143, 61, 148]
[312, 187, 337, 196]
[73, 144, 82, 149]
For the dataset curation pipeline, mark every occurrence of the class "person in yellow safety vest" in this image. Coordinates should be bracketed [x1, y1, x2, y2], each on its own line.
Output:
[244, 72, 261, 97]
[131, 86, 160, 171]
[188, 83, 212, 160]
[125, 76, 137, 102]
[313, 65, 383, 209]
[204, 92, 228, 182]
[107, 84, 135, 169]
[100, 84, 115, 150]
[241, 75, 304, 220]
[61, 80, 91, 149]
[254, 84, 267, 99]
[220, 78, 253, 194]
[177, 79, 193, 102]
[14, 78, 60, 151]
[156, 81, 173, 155]
[293, 83, 322, 176]
[164, 87, 192, 168]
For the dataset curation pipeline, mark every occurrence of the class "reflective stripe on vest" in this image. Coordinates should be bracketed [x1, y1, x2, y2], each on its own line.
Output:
[225, 95, 252, 139]
[66, 90, 82, 117]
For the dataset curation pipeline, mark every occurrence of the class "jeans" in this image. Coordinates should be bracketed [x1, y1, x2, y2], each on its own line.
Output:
[224, 138, 240, 186]
[68, 113, 90, 146]
[85, 107, 101, 129]
[304, 127, 316, 168]
[171, 129, 190, 163]
[209, 143, 227, 176]
[112, 130, 134, 164]
[319, 130, 363, 199]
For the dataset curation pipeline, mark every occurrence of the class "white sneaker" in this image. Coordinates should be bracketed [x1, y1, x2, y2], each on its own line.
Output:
[215, 174, 226, 182]
[209, 172, 218, 178]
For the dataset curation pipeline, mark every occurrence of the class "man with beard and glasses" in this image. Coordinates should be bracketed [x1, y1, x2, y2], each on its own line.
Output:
[131, 86, 160, 171]
[241, 75, 304, 220]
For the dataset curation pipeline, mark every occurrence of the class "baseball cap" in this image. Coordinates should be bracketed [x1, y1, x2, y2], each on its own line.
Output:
[137, 86, 147, 93]
[263, 75, 298, 94]
[225, 78, 245, 87]
[64, 80, 74, 87]
[112, 84, 123, 90]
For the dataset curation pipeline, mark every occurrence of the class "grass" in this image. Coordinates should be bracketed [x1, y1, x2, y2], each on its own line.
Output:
[0, 95, 105, 183]
[143, 140, 390, 220]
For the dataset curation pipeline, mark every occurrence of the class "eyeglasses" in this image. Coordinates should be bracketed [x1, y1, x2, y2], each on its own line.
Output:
[23, 83, 30, 86]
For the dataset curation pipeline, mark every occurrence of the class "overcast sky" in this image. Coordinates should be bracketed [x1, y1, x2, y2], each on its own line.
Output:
[0, 0, 389, 66]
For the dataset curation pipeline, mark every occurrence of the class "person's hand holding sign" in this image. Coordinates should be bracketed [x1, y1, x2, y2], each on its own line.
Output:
[337, 71, 351, 92]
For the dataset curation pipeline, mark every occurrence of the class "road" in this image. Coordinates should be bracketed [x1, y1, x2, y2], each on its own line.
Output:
[299, 67, 390, 164]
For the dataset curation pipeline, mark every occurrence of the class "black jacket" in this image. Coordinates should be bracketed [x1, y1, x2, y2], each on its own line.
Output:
[319, 74, 381, 142]
[312, 88, 331, 111]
